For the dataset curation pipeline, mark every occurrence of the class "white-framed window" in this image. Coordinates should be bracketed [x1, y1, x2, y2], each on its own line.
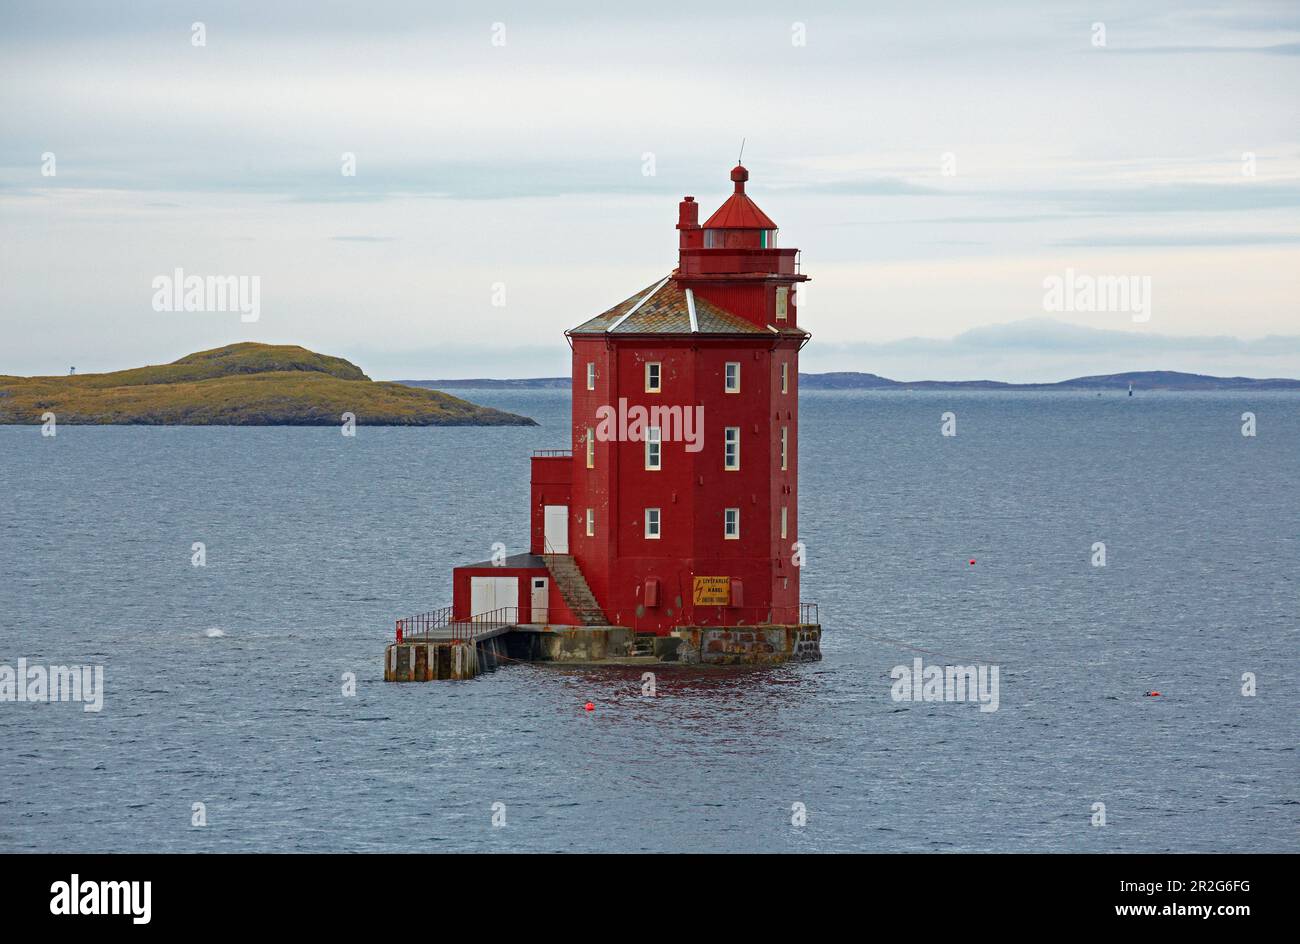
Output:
[585, 427, 594, 469]
[724, 426, 740, 470]
[586, 508, 594, 537]
[780, 426, 788, 471]
[645, 426, 662, 470]
[586, 362, 596, 391]
[781, 506, 788, 540]
[775, 285, 788, 321]
[724, 362, 740, 393]
[645, 361, 661, 393]
[781, 362, 789, 394]
[724, 508, 740, 540]
[645, 508, 660, 539]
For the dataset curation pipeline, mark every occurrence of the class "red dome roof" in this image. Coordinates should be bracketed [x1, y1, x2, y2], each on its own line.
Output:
[701, 164, 777, 230]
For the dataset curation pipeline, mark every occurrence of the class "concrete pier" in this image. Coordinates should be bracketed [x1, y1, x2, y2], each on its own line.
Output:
[384, 623, 820, 681]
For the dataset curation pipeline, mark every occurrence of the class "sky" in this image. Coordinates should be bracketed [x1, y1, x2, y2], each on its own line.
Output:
[1, 0, 1297, 382]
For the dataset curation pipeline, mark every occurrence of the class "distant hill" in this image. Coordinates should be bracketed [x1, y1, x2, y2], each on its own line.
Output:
[401, 378, 571, 390]
[799, 370, 1300, 391]
[0, 344, 537, 426]
[405, 370, 1300, 392]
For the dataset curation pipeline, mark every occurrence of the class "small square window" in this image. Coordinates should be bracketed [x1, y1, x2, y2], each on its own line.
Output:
[645, 362, 661, 393]
[724, 508, 740, 540]
[586, 362, 596, 391]
[775, 286, 788, 321]
[724, 362, 740, 393]
[645, 508, 661, 539]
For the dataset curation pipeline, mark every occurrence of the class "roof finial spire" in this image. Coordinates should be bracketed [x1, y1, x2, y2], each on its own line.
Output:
[737, 137, 745, 165]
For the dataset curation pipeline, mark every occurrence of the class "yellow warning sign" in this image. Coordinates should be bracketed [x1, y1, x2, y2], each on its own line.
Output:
[693, 576, 730, 606]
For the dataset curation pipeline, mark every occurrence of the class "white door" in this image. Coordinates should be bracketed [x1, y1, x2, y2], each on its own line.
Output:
[530, 577, 549, 624]
[543, 504, 569, 553]
[469, 576, 519, 618]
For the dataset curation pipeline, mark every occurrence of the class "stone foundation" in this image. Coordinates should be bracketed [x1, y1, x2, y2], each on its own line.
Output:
[670, 624, 821, 665]
[384, 624, 821, 680]
[536, 626, 634, 662]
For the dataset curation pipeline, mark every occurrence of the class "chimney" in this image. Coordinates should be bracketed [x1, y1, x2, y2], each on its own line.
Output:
[677, 195, 702, 253]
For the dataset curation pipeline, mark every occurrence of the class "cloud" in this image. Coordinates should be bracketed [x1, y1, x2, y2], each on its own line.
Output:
[993, 182, 1300, 215]
[1053, 232, 1300, 247]
[0, 159, 723, 202]
[815, 318, 1300, 360]
[787, 178, 939, 197]
[1110, 42, 1300, 55]
[1, 0, 1297, 379]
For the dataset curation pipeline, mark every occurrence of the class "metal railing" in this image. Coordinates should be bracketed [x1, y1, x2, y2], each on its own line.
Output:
[394, 600, 817, 641]
[531, 449, 572, 458]
[395, 606, 521, 643]
[395, 605, 452, 642]
[689, 602, 820, 626]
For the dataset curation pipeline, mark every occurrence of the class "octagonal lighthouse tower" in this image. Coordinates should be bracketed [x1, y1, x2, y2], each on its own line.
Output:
[561, 162, 814, 637]
[442, 164, 820, 667]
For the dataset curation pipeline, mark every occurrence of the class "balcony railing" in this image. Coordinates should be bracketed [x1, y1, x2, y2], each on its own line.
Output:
[531, 449, 572, 458]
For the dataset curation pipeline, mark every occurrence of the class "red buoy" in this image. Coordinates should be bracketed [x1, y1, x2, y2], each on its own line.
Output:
[584, 702, 595, 712]
[969, 559, 976, 565]
[1144, 691, 1161, 697]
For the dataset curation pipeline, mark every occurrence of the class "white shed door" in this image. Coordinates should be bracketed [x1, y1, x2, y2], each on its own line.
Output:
[530, 577, 549, 624]
[543, 504, 569, 553]
[469, 576, 519, 618]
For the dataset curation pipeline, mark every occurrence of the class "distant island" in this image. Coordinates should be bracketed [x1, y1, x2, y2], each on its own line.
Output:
[401, 378, 572, 390]
[407, 370, 1300, 392]
[0, 344, 536, 426]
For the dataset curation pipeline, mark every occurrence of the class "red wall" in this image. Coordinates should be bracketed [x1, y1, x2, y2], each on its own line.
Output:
[693, 278, 802, 330]
[529, 456, 572, 554]
[561, 333, 802, 633]
[452, 565, 579, 626]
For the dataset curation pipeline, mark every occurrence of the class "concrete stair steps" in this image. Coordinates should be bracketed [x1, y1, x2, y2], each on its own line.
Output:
[542, 554, 608, 626]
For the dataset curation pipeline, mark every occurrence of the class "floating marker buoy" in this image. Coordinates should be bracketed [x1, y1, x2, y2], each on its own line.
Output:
[584, 702, 595, 712]
[1144, 691, 1161, 697]
[969, 559, 976, 566]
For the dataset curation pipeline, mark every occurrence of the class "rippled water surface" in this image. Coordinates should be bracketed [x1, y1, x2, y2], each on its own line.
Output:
[1, 389, 1296, 852]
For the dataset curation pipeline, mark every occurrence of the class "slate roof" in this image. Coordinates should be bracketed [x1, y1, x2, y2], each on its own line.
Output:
[568, 276, 806, 337]
[457, 553, 546, 570]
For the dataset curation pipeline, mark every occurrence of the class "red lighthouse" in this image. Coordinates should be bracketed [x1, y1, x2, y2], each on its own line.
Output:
[448, 164, 819, 663]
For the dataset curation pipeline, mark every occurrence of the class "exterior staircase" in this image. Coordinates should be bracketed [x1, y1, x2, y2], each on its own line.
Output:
[542, 554, 608, 626]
